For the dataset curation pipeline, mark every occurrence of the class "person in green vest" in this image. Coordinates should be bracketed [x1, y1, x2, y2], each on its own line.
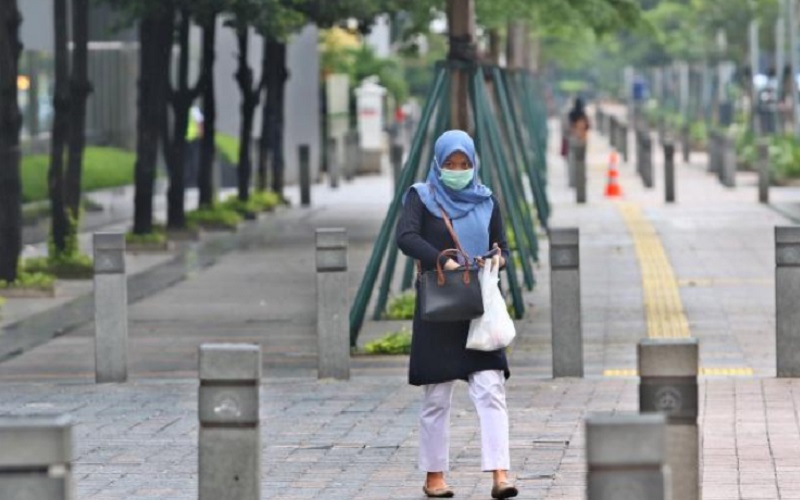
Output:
[185, 104, 204, 187]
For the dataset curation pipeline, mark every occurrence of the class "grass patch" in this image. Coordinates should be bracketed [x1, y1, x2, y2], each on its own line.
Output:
[24, 253, 94, 280]
[187, 207, 242, 230]
[384, 291, 415, 320]
[126, 224, 167, 245]
[21, 147, 136, 203]
[363, 328, 412, 355]
[215, 133, 240, 165]
[219, 190, 282, 216]
[0, 270, 56, 291]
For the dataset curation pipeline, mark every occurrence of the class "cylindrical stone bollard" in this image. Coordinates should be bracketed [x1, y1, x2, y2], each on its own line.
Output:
[776, 227, 800, 377]
[390, 144, 404, 196]
[343, 130, 356, 182]
[567, 136, 577, 188]
[638, 338, 699, 500]
[299, 144, 311, 207]
[328, 137, 340, 189]
[636, 130, 644, 178]
[642, 132, 654, 188]
[574, 140, 587, 204]
[93, 232, 128, 384]
[0, 415, 73, 500]
[550, 228, 583, 377]
[664, 142, 675, 203]
[316, 228, 350, 380]
[758, 139, 770, 203]
[721, 135, 737, 187]
[609, 117, 618, 150]
[597, 108, 605, 135]
[681, 124, 691, 164]
[586, 412, 670, 500]
[198, 343, 261, 500]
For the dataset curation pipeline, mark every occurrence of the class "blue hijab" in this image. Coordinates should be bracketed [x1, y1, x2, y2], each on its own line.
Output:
[404, 130, 494, 264]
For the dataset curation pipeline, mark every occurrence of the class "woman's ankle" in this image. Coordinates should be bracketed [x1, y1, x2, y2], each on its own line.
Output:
[492, 469, 508, 483]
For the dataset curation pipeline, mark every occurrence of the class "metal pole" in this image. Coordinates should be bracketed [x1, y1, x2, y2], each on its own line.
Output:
[664, 142, 675, 203]
[93, 232, 128, 383]
[574, 139, 587, 204]
[328, 137, 340, 189]
[758, 139, 770, 203]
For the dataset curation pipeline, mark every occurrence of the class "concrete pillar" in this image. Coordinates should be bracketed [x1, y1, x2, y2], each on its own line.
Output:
[328, 137, 340, 189]
[642, 132, 654, 188]
[316, 228, 350, 380]
[390, 144, 403, 197]
[93, 232, 128, 384]
[573, 139, 587, 204]
[638, 338, 699, 500]
[586, 412, 670, 500]
[298, 144, 311, 207]
[721, 135, 737, 187]
[550, 228, 582, 378]
[758, 139, 770, 203]
[198, 343, 261, 500]
[776, 227, 800, 376]
[0, 415, 73, 500]
[664, 142, 676, 203]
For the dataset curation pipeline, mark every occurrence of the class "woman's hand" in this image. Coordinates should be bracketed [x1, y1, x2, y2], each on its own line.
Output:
[476, 243, 505, 269]
[443, 259, 461, 271]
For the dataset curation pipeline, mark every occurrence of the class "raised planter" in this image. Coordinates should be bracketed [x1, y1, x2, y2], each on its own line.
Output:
[126, 240, 174, 253]
[0, 286, 56, 299]
[166, 226, 202, 241]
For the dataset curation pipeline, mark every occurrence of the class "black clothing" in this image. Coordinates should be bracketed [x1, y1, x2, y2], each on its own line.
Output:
[396, 189, 511, 386]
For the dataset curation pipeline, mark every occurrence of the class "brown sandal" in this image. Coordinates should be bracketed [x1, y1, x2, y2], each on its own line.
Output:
[423, 484, 455, 498]
[491, 481, 518, 499]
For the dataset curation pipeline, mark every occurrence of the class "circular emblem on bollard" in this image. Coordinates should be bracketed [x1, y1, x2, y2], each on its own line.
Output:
[213, 393, 242, 419]
[654, 386, 683, 414]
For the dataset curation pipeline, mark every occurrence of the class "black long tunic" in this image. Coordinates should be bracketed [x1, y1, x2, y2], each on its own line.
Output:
[396, 189, 511, 386]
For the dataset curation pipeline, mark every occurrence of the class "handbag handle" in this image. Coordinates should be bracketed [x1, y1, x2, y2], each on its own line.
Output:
[435, 248, 472, 286]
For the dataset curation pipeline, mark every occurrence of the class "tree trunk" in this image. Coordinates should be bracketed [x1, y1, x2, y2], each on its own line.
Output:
[134, 6, 172, 235]
[198, 13, 217, 208]
[166, 8, 195, 229]
[446, 0, 476, 130]
[49, 0, 70, 255]
[262, 37, 288, 196]
[65, 0, 92, 219]
[256, 37, 270, 192]
[0, 0, 23, 282]
[488, 28, 501, 65]
[235, 25, 260, 202]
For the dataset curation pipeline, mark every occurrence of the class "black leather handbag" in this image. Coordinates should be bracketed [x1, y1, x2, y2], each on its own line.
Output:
[418, 206, 484, 322]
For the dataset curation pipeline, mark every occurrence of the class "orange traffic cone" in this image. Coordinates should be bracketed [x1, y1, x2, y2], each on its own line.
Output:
[605, 150, 623, 197]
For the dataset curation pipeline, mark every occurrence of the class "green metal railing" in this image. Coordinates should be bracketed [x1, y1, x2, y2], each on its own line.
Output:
[349, 61, 551, 346]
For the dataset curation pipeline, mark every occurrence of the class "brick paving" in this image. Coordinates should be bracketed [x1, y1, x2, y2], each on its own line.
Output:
[1, 107, 800, 498]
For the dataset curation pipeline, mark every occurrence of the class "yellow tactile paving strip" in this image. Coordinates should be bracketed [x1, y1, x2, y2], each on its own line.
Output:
[616, 202, 691, 339]
[603, 367, 755, 377]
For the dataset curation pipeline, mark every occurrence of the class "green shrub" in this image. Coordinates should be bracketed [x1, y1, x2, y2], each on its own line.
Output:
[250, 190, 281, 210]
[215, 133, 240, 165]
[126, 226, 167, 245]
[187, 207, 242, 229]
[219, 190, 280, 216]
[385, 292, 416, 320]
[363, 328, 412, 355]
[0, 270, 56, 291]
[21, 147, 135, 203]
[689, 121, 707, 146]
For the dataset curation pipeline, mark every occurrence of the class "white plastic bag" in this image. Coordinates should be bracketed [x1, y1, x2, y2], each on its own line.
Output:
[466, 259, 516, 351]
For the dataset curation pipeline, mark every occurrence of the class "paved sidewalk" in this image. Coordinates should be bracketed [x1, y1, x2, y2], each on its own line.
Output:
[1, 109, 800, 498]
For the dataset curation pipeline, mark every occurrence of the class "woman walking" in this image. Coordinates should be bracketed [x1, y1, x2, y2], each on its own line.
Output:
[396, 130, 518, 499]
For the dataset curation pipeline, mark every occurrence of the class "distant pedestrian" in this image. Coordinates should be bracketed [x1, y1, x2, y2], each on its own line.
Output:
[568, 97, 590, 144]
[396, 130, 518, 499]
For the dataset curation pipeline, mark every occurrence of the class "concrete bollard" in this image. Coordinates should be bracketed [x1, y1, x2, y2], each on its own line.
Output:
[550, 228, 583, 377]
[609, 117, 618, 150]
[0, 415, 73, 500]
[93, 232, 128, 384]
[681, 124, 691, 164]
[720, 135, 737, 187]
[776, 227, 800, 377]
[573, 139, 587, 204]
[344, 130, 357, 182]
[707, 132, 720, 175]
[198, 343, 261, 500]
[597, 108, 604, 135]
[664, 142, 675, 203]
[758, 139, 770, 204]
[618, 123, 628, 163]
[316, 228, 350, 380]
[586, 412, 670, 500]
[328, 137, 340, 189]
[299, 144, 311, 207]
[390, 144, 404, 196]
[641, 132, 654, 188]
[638, 338, 699, 500]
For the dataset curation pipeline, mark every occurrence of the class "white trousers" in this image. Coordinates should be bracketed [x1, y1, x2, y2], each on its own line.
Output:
[418, 370, 510, 472]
